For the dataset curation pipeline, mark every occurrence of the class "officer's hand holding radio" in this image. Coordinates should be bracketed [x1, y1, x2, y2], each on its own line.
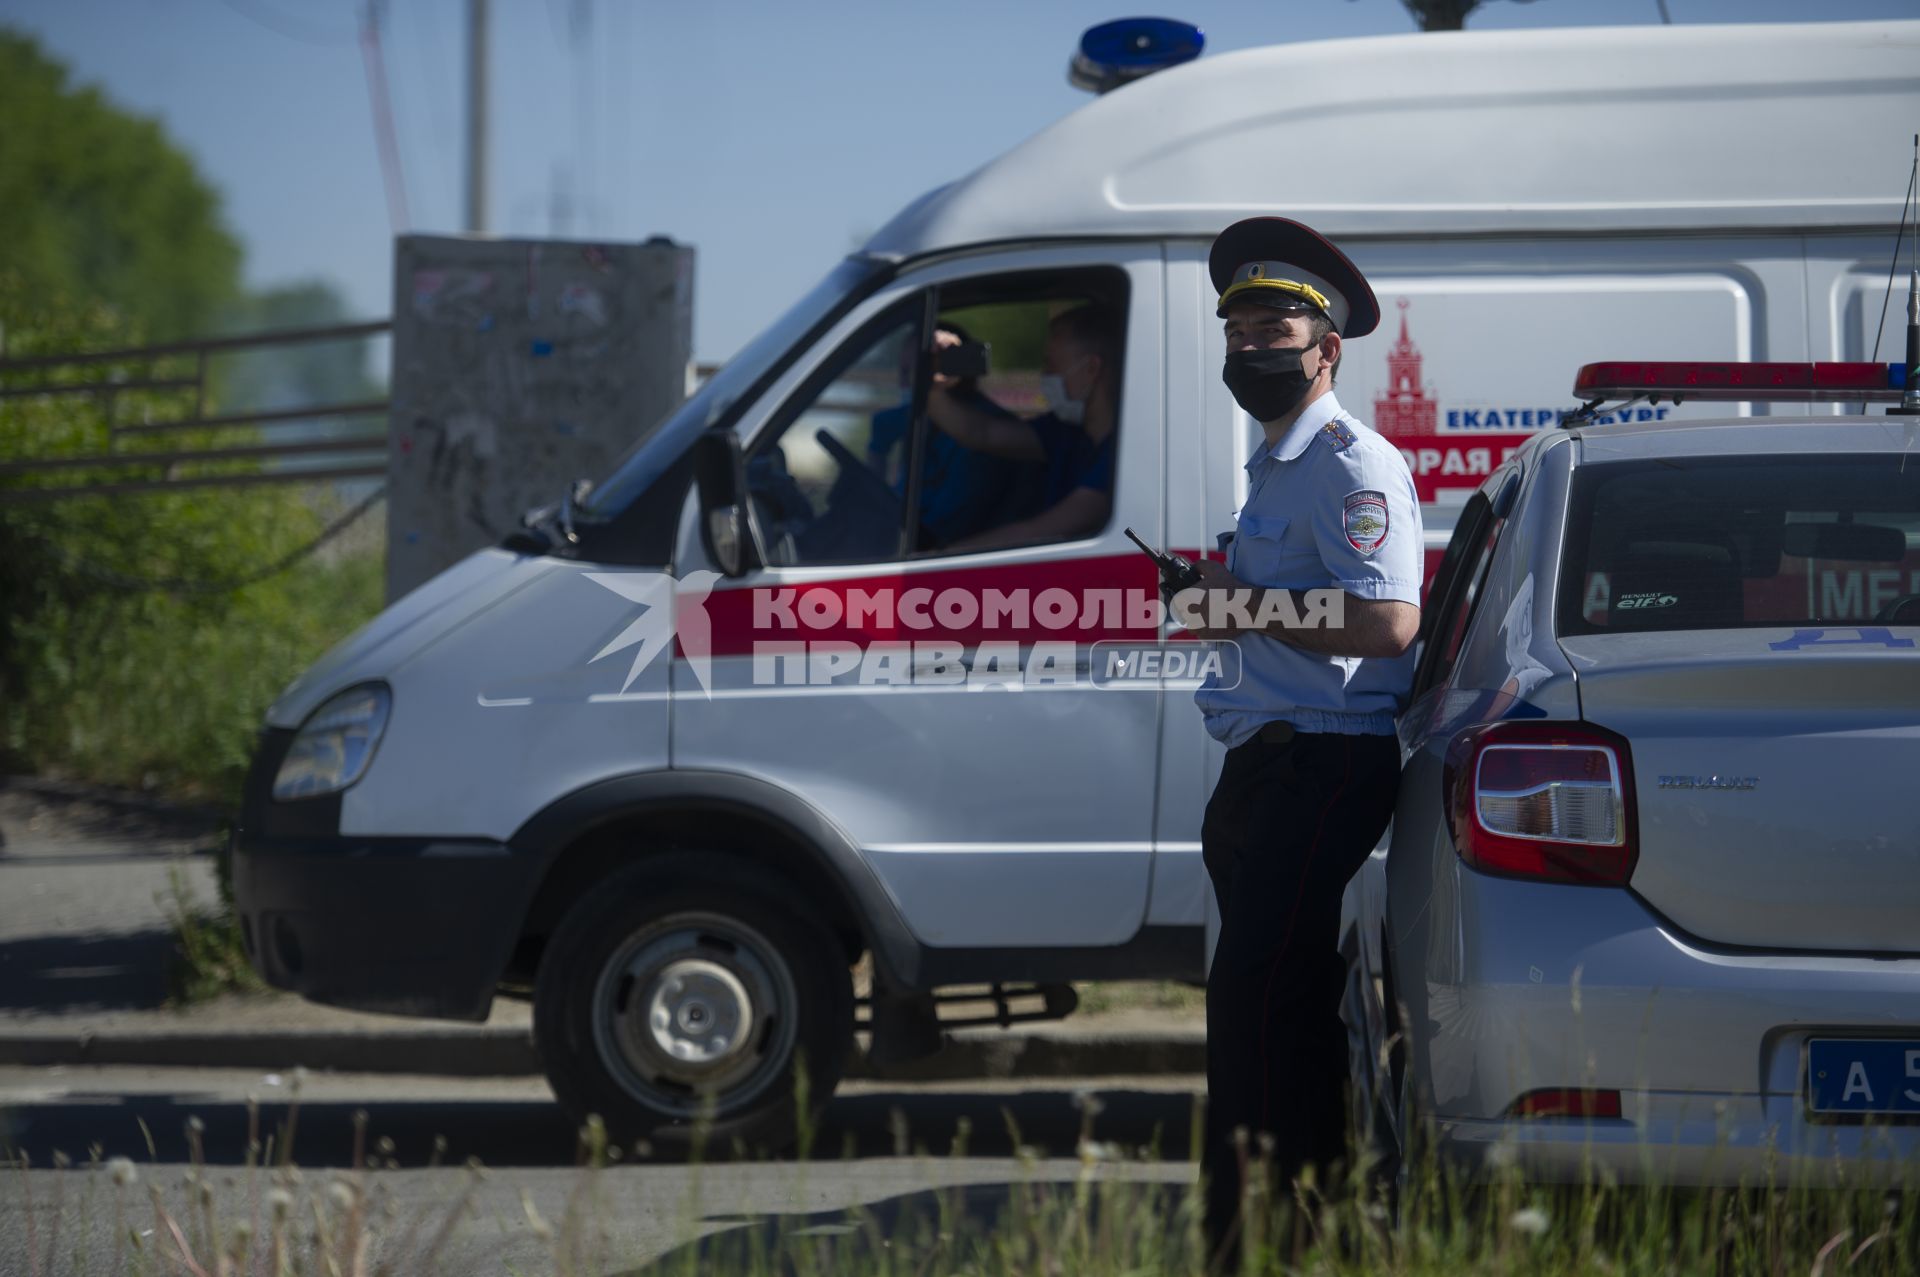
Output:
[1123, 526, 1212, 611]
[1177, 558, 1251, 639]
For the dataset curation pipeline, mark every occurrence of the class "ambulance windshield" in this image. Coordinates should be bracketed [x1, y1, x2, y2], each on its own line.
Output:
[583, 256, 889, 517]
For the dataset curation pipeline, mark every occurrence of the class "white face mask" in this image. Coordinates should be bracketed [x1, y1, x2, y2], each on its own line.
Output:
[1040, 372, 1086, 424]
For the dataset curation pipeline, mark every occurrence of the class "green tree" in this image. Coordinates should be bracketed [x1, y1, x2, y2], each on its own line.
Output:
[0, 39, 386, 813]
[0, 30, 242, 340]
[217, 280, 386, 434]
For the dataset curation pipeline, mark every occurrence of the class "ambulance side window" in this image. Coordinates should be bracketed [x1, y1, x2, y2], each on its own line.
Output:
[902, 266, 1130, 556]
[746, 302, 922, 567]
[748, 267, 1129, 567]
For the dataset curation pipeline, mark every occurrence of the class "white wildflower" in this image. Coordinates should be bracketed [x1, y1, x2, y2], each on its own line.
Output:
[1510, 1206, 1550, 1237]
[108, 1157, 138, 1187]
[267, 1187, 295, 1218]
[328, 1181, 356, 1212]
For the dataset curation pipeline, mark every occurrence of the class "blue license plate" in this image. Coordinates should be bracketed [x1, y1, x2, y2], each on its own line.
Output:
[1807, 1039, 1920, 1115]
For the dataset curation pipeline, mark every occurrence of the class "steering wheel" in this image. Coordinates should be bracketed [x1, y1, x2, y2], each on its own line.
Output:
[814, 429, 946, 552]
[816, 430, 903, 516]
[1872, 593, 1920, 624]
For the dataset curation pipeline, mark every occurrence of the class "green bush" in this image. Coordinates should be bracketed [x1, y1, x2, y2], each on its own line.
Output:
[0, 293, 384, 804]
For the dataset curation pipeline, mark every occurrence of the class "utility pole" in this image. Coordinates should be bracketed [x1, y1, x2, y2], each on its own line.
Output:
[465, 0, 489, 233]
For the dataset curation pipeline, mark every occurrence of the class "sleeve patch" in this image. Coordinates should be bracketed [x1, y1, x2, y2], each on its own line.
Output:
[1343, 489, 1389, 555]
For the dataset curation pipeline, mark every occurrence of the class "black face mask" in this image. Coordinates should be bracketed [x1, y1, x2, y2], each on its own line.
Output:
[1222, 345, 1314, 423]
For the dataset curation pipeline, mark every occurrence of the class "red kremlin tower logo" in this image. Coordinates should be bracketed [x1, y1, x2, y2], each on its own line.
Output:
[1373, 297, 1436, 438]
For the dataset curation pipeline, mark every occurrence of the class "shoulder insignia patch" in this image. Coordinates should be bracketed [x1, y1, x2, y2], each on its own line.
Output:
[1343, 488, 1389, 555]
[1318, 418, 1358, 453]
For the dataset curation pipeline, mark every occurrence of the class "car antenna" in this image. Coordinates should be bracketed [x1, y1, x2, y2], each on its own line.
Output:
[1877, 133, 1919, 416]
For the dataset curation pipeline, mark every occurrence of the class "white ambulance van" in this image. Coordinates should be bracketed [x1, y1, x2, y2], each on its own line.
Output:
[234, 19, 1920, 1150]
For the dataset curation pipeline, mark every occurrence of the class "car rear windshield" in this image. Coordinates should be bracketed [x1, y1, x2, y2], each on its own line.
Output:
[1557, 455, 1920, 635]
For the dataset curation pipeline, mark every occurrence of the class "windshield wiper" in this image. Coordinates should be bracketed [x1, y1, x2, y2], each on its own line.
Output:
[505, 477, 593, 555]
[559, 477, 591, 545]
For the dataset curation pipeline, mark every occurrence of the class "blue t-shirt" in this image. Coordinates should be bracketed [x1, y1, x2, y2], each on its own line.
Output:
[1027, 413, 1117, 507]
[867, 392, 1017, 545]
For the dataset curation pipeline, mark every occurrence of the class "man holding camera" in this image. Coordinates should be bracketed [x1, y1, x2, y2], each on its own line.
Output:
[868, 321, 1024, 546]
[925, 305, 1121, 552]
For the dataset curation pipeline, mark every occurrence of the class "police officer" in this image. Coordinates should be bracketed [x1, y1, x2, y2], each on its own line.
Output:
[1184, 217, 1423, 1262]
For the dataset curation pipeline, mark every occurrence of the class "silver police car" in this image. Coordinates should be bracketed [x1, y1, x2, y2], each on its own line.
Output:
[1343, 364, 1920, 1186]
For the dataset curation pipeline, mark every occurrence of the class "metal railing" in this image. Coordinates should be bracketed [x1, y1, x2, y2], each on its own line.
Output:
[3, 326, 1054, 504]
[0, 321, 393, 503]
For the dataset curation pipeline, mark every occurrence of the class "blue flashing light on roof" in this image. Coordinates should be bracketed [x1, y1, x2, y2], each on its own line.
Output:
[1069, 18, 1204, 95]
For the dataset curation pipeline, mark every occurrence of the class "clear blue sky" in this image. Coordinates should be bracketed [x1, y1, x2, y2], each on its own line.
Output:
[4, 0, 1915, 362]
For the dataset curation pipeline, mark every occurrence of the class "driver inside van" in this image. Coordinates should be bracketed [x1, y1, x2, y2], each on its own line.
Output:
[866, 320, 1025, 547]
[925, 304, 1120, 552]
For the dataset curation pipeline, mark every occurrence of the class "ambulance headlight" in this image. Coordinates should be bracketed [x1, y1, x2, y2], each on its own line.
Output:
[273, 684, 392, 801]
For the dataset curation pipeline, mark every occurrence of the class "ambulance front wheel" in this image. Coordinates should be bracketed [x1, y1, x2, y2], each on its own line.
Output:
[532, 854, 854, 1157]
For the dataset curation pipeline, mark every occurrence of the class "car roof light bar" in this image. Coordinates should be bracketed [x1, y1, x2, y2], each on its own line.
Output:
[1570, 361, 1909, 405]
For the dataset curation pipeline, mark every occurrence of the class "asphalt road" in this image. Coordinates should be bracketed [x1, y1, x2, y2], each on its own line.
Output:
[0, 784, 221, 1019]
[0, 1065, 1202, 1274]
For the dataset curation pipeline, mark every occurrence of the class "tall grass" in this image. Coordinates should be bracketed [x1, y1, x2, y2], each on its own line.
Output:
[8, 1076, 1919, 1276]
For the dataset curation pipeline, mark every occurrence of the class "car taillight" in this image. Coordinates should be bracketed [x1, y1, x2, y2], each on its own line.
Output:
[1443, 721, 1637, 885]
[1508, 1088, 1623, 1120]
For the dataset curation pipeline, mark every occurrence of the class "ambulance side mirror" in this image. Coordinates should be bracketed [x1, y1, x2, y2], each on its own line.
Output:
[692, 430, 758, 578]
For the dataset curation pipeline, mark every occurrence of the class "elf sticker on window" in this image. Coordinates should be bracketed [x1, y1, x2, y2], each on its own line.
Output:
[1617, 592, 1679, 610]
[1343, 489, 1389, 555]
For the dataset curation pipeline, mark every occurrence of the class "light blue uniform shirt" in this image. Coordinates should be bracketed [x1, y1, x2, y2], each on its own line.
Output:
[1194, 391, 1424, 747]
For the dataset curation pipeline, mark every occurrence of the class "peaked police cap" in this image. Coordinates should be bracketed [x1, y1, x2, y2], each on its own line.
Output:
[1209, 217, 1380, 338]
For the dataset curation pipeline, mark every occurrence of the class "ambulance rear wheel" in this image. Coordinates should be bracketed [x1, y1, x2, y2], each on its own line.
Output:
[533, 855, 853, 1157]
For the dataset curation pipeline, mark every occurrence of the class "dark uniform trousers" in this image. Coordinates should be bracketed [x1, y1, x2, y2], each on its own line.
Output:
[1200, 723, 1400, 1252]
